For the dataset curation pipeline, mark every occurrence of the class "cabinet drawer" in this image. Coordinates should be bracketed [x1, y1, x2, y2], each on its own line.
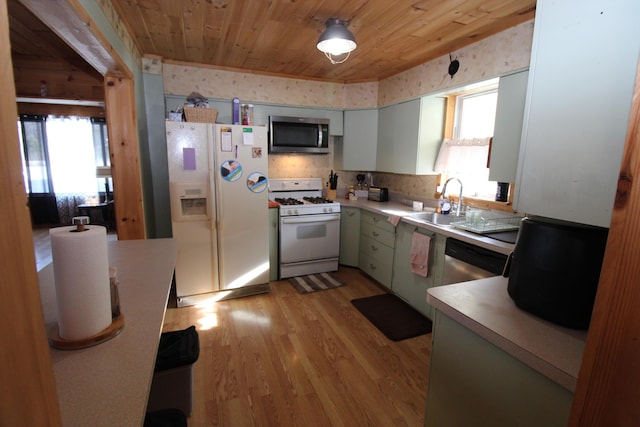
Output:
[361, 224, 395, 248]
[359, 235, 394, 261]
[359, 253, 393, 288]
[361, 211, 397, 234]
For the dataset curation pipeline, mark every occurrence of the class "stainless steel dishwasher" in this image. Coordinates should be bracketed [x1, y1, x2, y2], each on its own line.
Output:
[442, 238, 508, 285]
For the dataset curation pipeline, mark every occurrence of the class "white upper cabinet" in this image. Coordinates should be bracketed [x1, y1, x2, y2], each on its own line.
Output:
[515, 0, 640, 228]
[376, 97, 445, 174]
[336, 109, 378, 171]
[489, 70, 529, 183]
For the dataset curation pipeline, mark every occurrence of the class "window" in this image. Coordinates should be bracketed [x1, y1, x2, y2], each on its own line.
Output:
[454, 89, 498, 140]
[18, 115, 110, 196]
[18, 114, 111, 224]
[435, 83, 499, 200]
[18, 115, 52, 194]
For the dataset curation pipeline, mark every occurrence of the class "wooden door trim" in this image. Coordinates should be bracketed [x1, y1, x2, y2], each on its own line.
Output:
[0, 0, 62, 424]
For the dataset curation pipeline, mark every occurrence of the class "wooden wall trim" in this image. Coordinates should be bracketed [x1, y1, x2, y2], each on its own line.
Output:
[0, 0, 62, 424]
[17, 102, 105, 118]
[104, 75, 145, 240]
[19, 0, 130, 78]
[569, 59, 640, 425]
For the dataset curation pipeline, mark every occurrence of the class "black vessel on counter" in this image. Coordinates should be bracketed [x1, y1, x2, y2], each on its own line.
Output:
[506, 217, 608, 329]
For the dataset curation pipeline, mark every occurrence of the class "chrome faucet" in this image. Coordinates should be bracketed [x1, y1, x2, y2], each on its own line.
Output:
[441, 177, 463, 216]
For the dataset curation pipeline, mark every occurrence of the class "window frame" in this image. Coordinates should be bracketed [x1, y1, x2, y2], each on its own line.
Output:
[19, 114, 54, 195]
[440, 82, 515, 211]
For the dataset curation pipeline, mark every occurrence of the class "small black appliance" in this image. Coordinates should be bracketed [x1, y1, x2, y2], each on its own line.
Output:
[506, 217, 608, 329]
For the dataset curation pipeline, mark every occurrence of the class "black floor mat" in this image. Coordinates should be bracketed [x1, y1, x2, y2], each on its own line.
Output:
[351, 293, 432, 341]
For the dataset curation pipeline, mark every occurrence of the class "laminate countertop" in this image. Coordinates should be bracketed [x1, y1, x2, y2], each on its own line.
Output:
[339, 198, 516, 256]
[38, 238, 178, 426]
[427, 276, 587, 391]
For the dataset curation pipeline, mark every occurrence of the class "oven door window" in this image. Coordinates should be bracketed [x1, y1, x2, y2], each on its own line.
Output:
[280, 214, 340, 263]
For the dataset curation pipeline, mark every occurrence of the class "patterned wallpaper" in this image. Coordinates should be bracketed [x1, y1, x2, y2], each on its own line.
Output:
[161, 20, 534, 200]
[378, 20, 535, 107]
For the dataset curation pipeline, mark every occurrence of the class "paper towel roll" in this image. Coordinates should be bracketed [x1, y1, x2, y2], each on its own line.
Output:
[50, 225, 112, 340]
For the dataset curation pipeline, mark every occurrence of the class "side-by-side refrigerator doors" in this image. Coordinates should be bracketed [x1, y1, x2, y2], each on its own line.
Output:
[166, 122, 219, 305]
[212, 125, 269, 290]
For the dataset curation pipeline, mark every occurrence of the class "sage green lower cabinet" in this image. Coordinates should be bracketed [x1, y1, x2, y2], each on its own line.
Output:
[359, 210, 396, 289]
[269, 207, 279, 281]
[391, 222, 445, 319]
[339, 206, 360, 267]
[425, 312, 573, 427]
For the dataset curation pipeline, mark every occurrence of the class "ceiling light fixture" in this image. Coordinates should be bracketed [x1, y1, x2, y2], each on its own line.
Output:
[317, 18, 357, 65]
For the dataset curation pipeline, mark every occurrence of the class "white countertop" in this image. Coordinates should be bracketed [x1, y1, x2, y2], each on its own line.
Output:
[340, 198, 516, 255]
[427, 277, 587, 391]
[38, 238, 179, 427]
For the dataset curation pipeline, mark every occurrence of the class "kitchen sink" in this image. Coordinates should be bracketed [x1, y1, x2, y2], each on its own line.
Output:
[408, 212, 464, 225]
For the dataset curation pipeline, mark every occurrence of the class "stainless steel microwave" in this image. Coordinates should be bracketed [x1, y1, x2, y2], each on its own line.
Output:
[269, 115, 330, 154]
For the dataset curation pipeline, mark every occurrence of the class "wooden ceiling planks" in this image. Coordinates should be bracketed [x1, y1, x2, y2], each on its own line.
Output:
[13, 0, 536, 83]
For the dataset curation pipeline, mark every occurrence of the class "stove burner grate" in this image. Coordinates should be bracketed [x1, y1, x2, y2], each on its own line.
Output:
[303, 196, 334, 204]
[275, 197, 304, 206]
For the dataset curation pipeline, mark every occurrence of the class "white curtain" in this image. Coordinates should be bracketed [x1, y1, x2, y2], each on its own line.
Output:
[434, 137, 496, 198]
[46, 116, 100, 223]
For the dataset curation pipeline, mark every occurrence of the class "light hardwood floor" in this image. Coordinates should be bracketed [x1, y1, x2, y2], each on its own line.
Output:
[163, 267, 432, 427]
[32, 230, 432, 425]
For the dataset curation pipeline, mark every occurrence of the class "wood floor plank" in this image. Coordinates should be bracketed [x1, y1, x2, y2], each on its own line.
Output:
[163, 266, 431, 426]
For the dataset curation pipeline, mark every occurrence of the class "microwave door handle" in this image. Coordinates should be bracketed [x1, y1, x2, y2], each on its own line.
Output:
[318, 124, 323, 148]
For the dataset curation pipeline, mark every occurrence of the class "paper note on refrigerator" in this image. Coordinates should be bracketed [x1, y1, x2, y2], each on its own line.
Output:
[183, 147, 196, 170]
[221, 128, 232, 152]
[242, 127, 254, 145]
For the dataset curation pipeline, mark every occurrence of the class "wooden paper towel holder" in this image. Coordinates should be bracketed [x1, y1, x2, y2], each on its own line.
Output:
[49, 314, 125, 350]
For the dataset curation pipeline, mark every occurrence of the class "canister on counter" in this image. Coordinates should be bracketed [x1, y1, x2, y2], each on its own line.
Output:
[496, 182, 509, 202]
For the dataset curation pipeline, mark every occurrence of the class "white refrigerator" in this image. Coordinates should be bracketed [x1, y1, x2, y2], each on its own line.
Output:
[166, 121, 270, 306]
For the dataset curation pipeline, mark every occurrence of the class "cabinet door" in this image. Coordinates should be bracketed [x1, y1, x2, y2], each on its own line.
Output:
[339, 207, 360, 266]
[391, 222, 437, 318]
[425, 312, 573, 427]
[489, 70, 529, 183]
[376, 105, 395, 172]
[515, 0, 640, 227]
[416, 96, 446, 174]
[268, 208, 279, 281]
[376, 98, 445, 174]
[392, 99, 422, 174]
[338, 110, 378, 171]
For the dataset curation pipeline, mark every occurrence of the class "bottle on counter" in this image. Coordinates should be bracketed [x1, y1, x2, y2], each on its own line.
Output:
[346, 185, 356, 200]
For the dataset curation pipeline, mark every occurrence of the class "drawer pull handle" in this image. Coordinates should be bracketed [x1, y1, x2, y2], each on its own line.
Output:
[369, 263, 376, 270]
[372, 231, 379, 237]
[373, 217, 379, 223]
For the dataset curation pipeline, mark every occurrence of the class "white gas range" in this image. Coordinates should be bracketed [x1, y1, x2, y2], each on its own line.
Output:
[269, 178, 341, 279]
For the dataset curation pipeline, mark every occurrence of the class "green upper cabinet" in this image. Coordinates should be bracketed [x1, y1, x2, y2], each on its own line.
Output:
[514, 0, 640, 228]
[489, 70, 529, 184]
[376, 97, 445, 174]
[335, 109, 378, 171]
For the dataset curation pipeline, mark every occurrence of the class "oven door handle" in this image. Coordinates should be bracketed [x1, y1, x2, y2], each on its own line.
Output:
[281, 213, 341, 224]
